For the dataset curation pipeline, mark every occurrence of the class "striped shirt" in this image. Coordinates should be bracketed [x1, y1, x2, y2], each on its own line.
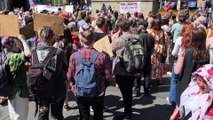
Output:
[67, 47, 112, 96]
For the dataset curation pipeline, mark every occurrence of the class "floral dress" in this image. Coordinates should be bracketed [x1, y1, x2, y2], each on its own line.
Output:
[150, 29, 168, 79]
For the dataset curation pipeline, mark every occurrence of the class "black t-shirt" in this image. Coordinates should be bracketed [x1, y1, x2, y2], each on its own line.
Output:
[139, 32, 155, 56]
[93, 32, 112, 43]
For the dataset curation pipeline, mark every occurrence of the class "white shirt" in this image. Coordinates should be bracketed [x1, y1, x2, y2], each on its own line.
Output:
[172, 36, 182, 57]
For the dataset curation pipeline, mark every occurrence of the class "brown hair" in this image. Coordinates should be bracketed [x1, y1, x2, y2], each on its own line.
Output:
[117, 18, 131, 32]
[96, 17, 106, 28]
[38, 26, 54, 42]
[181, 22, 194, 49]
[190, 27, 209, 63]
[151, 19, 162, 31]
[80, 30, 94, 45]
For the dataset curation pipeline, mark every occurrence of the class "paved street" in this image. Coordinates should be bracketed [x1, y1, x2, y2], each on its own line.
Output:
[0, 74, 174, 120]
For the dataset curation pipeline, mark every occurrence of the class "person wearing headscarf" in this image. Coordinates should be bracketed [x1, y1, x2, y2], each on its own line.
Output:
[171, 64, 213, 120]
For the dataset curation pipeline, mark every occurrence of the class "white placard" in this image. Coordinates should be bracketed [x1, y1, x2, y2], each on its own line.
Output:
[120, 2, 141, 13]
[34, 5, 63, 13]
[65, 5, 73, 13]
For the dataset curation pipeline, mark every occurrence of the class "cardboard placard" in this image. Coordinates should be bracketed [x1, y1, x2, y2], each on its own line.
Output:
[34, 13, 64, 35]
[0, 15, 19, 37]
[93, 36, 113, 57]
[20, 22, 36, 39]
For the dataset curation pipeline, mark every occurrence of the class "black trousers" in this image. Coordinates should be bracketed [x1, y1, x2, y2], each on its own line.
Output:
[38, 97, 65, 120]
[135, 62, 152, 94]
[115, 75, 135, 116]
[76, 95, 105, 120]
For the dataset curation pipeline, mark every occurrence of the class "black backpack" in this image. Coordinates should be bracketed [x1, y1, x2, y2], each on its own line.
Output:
[27, 47, 57, 103]
[0, 54, 12, 97]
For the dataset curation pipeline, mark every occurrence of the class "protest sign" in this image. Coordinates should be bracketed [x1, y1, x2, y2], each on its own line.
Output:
[34, 13, 64, 35]
[93, 36, 113, 57]
[120, 2, 140, 13]
[0, 15, 19, 37]
[20, 23, 35, 39]
[34, 5, 63, 13]
[65, 5, 73, 13]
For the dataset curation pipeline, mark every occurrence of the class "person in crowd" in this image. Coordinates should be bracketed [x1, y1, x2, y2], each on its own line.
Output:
[134, 19, 154, 96]
[170, 27, 209, 119]
[171, 12, 186, 49]
[107, 5, 113, 14]
[206, 14, 213, 64]
[77, 11, 86, 30]
[161, 17, 171, 36]
[68, 21, 81, 51]
[111, 18, 135, 120]
[35, 26, 67, 120]
[79, 16, 93, 33]
[205, 14, 213, 40]
[194, 15, 207, 29]
[53, 26, 73, 111]
[167, 22, 194, 106]
[170, 64, 213, 120]
[149, 19, 169, 85]
[93, 17, 111, 42]
[1, 35, 31, 120]
[101, 3, 107, 13]
[111, 15, 126, 41]
[67, 30, 112, 120]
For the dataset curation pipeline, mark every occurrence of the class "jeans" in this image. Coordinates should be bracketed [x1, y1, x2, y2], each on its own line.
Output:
[76, 95, 104, 120]
[169, 60, 179, 105]
[38, 97, 65, 120]
[115, 75, 135, 117]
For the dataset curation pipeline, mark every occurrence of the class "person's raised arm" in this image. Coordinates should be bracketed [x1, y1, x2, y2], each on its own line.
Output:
[17, 34, 31, 58]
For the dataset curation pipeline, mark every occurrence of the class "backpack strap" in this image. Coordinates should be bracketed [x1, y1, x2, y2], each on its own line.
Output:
[75, 51, 83, 63]
[31, 48, 39, 65]
[90, 51, 100, 63]
[32, 47, 57, 67]
[42, 48, 57, 67]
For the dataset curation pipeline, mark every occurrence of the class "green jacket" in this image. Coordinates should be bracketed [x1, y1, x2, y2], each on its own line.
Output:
[8, 52, 29, 100]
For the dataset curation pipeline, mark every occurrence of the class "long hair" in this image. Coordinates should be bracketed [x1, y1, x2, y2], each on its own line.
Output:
[181, 22, 194, 49]
[190, 27, 209, 63]
[151, 19, 162, 31]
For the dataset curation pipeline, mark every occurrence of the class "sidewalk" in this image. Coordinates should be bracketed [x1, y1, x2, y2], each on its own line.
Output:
[0, 74, 173, 120]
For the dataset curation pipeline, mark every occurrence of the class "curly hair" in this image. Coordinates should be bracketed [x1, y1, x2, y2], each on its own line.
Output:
[181, 22, 194, 49]
[190, 27, 209, 63]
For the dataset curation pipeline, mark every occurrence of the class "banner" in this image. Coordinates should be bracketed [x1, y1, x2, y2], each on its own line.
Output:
[120, 2, 140, 13]
[93, 36, 113, 57]
[65, 5, 73, 13]
[34, 5, 63, 13]
[0, 15, 19, 37]
[34, 13, 64, 35]
[20, 23, 36, 39]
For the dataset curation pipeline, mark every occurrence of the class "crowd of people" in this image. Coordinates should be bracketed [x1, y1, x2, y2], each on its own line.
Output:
[0, 3, 213, 120]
